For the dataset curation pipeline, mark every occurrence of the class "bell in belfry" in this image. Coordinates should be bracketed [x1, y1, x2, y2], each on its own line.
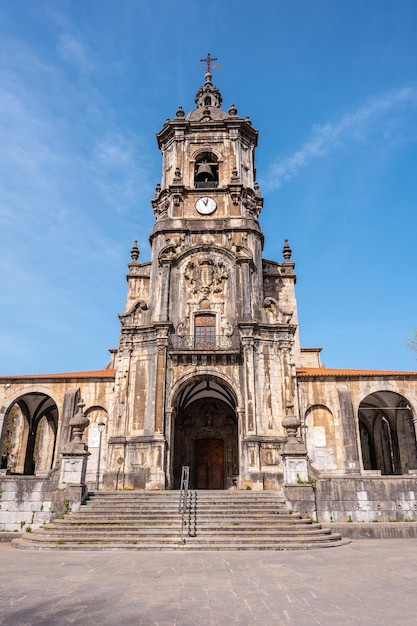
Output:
[195, 162, 214, 181]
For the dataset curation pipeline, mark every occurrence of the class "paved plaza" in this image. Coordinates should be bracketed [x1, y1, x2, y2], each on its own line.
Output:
[0, 540, 416, 625]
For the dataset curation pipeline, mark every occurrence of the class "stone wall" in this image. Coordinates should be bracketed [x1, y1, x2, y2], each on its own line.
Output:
[285, 476, 417, 523]
[0, 475, 85, 532]
[283, 484, 317, 520]
[316, 476, 417, 522]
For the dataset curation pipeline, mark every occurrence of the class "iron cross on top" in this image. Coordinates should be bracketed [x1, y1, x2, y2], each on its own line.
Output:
[200, 53, 221, 73]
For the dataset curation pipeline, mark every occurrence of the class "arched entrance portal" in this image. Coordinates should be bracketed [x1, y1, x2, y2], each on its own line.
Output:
[358, 391, 417, 475]
[172, 378, 238, 489]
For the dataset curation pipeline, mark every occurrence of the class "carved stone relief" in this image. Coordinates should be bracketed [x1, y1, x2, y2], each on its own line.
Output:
[242, 188, 262, 219]
[177, 318, 190, 337]
[119, 300, 148, 327]
[184, 257, 228, 297]
[263, 297, 293, 324]
[221, 316, 234, 336]
[152, 190, 171, 217]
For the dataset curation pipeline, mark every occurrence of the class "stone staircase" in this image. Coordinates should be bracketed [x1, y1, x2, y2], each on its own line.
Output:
[12, 490, 349, 550]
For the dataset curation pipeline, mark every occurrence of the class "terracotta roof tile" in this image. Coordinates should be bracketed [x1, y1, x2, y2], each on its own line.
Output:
[297, 367, 417, 378]
[0, 369, 116, 381]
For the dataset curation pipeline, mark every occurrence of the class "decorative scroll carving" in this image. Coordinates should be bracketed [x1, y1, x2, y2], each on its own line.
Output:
[119, 300, 148, 327]
[263, 297, 293, 324]
[151, 189, 183, 216]
[177, 318, 189, 337]
[151, 190, 171, 217]
[184, 258, 228, 296]
[242, 188, 263, 218]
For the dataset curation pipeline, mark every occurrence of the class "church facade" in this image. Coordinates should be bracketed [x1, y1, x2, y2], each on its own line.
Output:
[1, 65, 417, 529]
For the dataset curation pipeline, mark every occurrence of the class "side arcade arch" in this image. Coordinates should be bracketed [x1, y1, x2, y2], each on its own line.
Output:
[1, 392, 58, 475]
[83, 406, 109, 486]
[304, 404, 341, 471]
[358, 391, 417, 475]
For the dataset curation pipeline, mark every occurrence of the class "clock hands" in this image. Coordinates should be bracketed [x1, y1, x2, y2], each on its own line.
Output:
[195, 196, 217, 214]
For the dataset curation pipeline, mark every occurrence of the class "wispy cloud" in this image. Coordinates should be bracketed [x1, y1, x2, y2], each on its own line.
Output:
[0, 29, 157, 373]
[57, 33, 92, 71]
[263, 87, 417, 191]
[92, 132, 153, 213]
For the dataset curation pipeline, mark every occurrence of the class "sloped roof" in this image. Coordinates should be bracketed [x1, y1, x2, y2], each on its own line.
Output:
[0, 369, 116, 382]
[297, 367, 417, 378]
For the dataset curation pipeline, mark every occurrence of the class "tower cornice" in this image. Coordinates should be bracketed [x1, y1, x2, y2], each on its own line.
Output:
[156, 114, 258, 150]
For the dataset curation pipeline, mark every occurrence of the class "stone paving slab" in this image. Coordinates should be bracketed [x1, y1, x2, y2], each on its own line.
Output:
[0, 540, 416, 625]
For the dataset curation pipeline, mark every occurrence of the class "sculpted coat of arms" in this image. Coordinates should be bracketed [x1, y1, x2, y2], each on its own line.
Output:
[184, 258, 228, 296]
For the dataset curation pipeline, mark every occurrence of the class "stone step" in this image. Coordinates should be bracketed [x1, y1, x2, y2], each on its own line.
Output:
[51, 519, 313, 529]
[27, 525, 330, 538]
[13, 539, 351, 551]
[84, 492, 286, 503]
[82, 502, 289, 509]
[12, 490, 349, 551]
[69, 510, 300, 518]
[17, 530, 343, 545]
[90, 490, 284, 495]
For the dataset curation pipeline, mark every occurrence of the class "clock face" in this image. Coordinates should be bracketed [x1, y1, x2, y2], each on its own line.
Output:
[195, 196, 217, 215]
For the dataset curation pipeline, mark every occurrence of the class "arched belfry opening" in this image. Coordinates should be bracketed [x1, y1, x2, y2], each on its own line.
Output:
[1, 393, 58, 475]
[171, 377, 238, 489]
[194, 152, 219, 188]
[358, 391, 417, 475]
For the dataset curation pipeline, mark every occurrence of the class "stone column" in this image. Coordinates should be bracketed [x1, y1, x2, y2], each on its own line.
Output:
[149, 323, 170, 489]
[337, 387, 361, 473]
[153, 323, 170, 434]
[281, 405, 317, 520]
[58, 400, 90, 490]
[238, 259, 251, 320]
[242, 437, 263, 490]
[240, 326, 256, 433]
[165, 408, 173, 486]
[281, 404, 309, 484]
[159, 261, 171, 322]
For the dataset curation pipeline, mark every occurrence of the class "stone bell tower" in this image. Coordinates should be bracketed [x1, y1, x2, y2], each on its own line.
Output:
[104, 57, 302, 491]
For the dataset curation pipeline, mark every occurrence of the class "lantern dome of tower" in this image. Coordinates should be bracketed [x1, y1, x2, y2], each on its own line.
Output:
[186, 54, 230, 122]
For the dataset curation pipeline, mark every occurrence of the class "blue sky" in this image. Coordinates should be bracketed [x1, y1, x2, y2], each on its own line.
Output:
[0, 0, 416, 375]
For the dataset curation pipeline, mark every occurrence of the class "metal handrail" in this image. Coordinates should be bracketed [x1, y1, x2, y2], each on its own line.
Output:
[188, 491, 197, 537]
[179, 466, 189, 544]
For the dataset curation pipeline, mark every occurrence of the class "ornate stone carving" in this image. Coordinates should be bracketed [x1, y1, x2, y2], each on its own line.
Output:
[177, 319, 189, 337]
[184, 258, 228, 296]
[242, 188, 263, 218]
[152, 190, 171, 217]
[172, 193, 182, 207]
[119, 300, 148, 327]
[263, 297, 293, 324]
[282, 404, 301, 439]
[221, 316, 234, 336]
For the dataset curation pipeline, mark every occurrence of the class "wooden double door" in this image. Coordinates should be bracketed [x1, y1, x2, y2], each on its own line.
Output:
[195, 438, 224, 489]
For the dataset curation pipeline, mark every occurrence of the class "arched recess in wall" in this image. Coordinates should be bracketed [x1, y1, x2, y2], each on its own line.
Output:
[358, 391, 417, 475]
[0, 393, 58, 475]
[304, 404, 340, 471]
[83, 406, 109, 486]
